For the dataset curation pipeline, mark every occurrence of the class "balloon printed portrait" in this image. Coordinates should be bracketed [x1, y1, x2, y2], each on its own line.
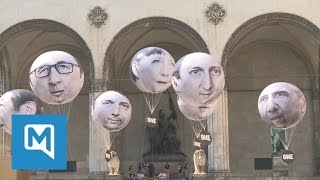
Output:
[29, 51, 84, 105]
[172, 52, 225, 106]
[0, 89, 43, 134]
[258, 82, 306, 129]
[92, 91, 132, 132]
[130, 47, 175, 94]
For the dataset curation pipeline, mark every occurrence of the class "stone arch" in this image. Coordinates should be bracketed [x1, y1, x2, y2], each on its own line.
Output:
[0, 19, 94, 90]
[222, 13, 320, 175]
[0, 19, 94, 173]
[102, 16, 209, 172]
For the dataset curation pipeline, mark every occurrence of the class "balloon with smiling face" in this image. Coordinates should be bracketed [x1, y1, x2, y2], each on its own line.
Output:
[258, 82, 306, 129]
[29, 51, 84, 105]
[91, 91, 132, 132]
[172, 52, 225, 106]
[130, 47, 175, 94]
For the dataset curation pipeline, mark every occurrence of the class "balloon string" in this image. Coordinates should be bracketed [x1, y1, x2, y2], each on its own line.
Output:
[188, 119, 201, 138]
[286, 127, 296, 149]
[200, 119, 207, 130]
[143, 93, 162, 114]
[108, 131, 119, 149]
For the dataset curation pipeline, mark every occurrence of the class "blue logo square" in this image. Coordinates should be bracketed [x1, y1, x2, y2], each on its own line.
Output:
[12, 114, 67, 170]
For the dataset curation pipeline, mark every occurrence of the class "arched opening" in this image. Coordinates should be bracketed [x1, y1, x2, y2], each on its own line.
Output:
[103, 17, 209, 173]
[222, 13, 319, 176]
[0, 19, 93, 174]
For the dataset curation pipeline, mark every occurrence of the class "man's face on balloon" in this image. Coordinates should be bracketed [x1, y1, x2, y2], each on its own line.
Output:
[92, 91, 132, 132]
[173, 53, 225, 105]
[177, 98, 214, 121]
[29, 51, 84, 104]
[0, 92, 17, 134]
[258, 82, 306, 129]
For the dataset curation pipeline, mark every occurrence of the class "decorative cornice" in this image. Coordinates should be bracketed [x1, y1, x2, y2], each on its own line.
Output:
[87, 6, 108, 28]
[205, 2, 226, 25]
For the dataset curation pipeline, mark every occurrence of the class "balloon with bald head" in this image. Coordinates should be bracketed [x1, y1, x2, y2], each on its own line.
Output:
[29, 51, 84, 104]
[258, 82, 306, 129]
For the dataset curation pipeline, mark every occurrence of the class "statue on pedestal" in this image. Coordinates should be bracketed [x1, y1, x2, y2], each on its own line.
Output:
[270, 128, 287, 155]
[193, 149, 206, 174]
[108, 151, 120, 175]
[148, 92, 182, 155]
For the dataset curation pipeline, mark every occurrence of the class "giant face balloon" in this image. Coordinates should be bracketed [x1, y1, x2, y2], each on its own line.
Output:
[0, 89, 43, 134]
[258, 82, 306, 129]
[178, 97, 214, 121]
[172, 52, 225, 106]
[92, 91, 132, 132]
[29, 51, 84, 104]
[130, 47, 175, 93]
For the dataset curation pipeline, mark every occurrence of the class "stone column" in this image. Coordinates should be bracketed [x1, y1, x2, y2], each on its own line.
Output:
[207, 90, 231, 176]
[272, 155, 289, 176]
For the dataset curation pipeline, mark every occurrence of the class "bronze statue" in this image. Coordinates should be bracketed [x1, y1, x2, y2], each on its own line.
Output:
[270, 128, 287, 154]
[148, 91, 182, 154]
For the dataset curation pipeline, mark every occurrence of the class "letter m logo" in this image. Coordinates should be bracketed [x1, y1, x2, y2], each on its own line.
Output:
[24, 124, 55, 159]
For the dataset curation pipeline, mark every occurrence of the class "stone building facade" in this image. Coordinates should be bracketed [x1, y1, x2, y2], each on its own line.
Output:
[0, 0, 320, 179]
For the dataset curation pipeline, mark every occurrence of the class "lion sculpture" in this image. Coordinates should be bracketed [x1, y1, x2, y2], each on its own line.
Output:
[108, 151, 120, 175]
[193, 149, 206, 174]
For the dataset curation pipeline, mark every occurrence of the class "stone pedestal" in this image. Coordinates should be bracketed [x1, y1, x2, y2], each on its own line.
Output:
[192, 173, 207, 180]
[272, 154, 289, 176]
[143, 153, 186, 177]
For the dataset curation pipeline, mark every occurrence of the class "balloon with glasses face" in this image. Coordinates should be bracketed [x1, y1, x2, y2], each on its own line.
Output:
[258, 82, 306, 129]
[130, 47, 175, 94]
[92, 91, 132, 132]
[172, 52, 225, 106]
[29, 51, 84, 104]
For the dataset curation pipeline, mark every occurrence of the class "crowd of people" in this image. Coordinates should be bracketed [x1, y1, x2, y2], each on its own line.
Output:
[123, 161, 194, 180]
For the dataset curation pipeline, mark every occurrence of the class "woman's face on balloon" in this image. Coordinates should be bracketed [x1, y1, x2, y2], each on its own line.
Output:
[29, 51, 84, 104]
[258, 82, 306, 129]
[92, 91, 132, 132]
[131, 47, 175, 93]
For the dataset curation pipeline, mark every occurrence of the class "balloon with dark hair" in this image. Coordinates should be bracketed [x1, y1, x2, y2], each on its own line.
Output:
[0, 89, 43, 134]
[91, 91, 132, 132]
[130, 47, 175, 94]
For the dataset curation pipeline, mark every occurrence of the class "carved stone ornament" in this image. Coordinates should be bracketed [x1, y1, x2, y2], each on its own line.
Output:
[205, 2, 226, 25]
[87, 6, 108, 28]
